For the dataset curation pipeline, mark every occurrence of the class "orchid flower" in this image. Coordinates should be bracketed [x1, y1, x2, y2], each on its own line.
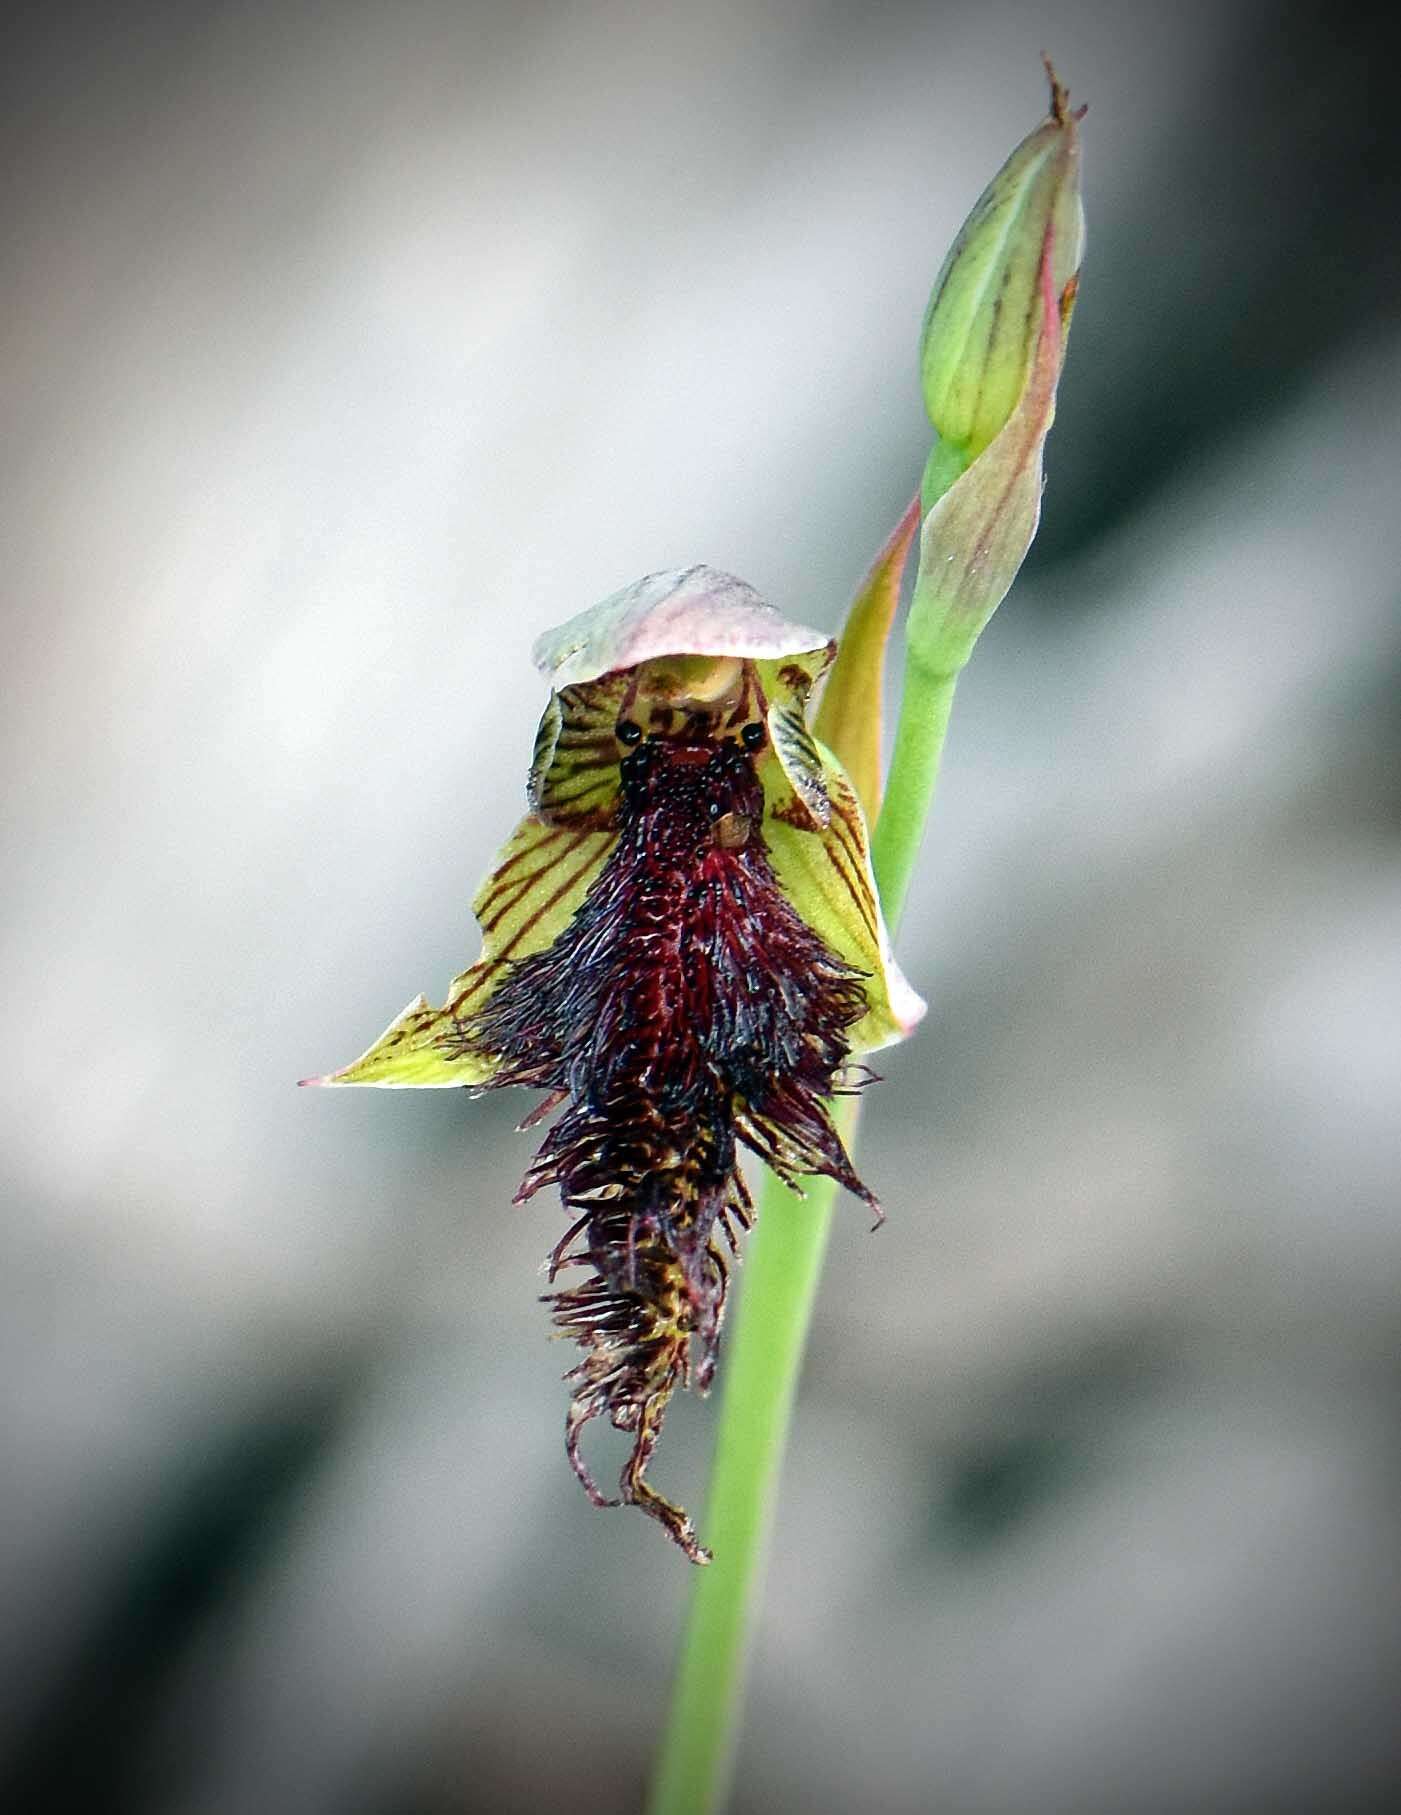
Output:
[306, 565, 922, 1559]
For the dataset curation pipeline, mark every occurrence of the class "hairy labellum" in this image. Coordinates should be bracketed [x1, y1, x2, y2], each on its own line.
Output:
[306, 567, 925, 1564]
[454, 728, 874, 1560]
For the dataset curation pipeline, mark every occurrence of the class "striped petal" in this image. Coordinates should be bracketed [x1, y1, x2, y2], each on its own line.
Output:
[528, 673, 631, 825]
[759, 733, 925, 1055]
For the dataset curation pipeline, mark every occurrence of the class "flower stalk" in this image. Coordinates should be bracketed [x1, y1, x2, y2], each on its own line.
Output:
[649, 64, 1083, 1815]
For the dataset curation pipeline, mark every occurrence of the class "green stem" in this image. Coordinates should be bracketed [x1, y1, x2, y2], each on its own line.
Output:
[869, 662, 959, 936]
[646, 1152, 844, 1815]
[648, 655, 962, 1815]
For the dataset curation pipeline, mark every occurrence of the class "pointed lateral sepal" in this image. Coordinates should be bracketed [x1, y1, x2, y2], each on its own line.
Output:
[307, 812, 617, 1087]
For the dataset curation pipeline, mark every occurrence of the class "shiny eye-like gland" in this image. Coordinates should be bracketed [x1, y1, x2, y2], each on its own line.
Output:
[741, 721, 765, 751]
[616, 719, 644, 746]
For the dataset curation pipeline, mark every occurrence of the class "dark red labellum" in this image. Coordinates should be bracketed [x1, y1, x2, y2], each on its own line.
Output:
[450, 728, 875, 1561]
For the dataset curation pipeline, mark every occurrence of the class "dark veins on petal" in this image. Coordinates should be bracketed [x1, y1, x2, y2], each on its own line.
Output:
[446, 727, 875, 1562]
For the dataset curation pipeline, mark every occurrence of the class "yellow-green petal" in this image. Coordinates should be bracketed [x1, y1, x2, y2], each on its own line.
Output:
[761, 735, 925, 1055]
[528, 673, 632, 825]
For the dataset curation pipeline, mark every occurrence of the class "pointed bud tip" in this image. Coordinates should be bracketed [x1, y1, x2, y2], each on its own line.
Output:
[1040, 54, 1087, 127]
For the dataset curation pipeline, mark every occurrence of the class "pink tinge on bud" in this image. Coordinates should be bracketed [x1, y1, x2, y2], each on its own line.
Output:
[907, 216, 1071, 681]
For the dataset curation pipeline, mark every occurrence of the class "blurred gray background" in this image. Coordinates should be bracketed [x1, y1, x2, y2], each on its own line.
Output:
[3, 1, 1399, 1810]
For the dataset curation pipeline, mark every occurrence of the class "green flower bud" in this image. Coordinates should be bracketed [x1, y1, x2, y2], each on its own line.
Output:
[907, 63, 1085, 679]
[920, 60, 1083, 503]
